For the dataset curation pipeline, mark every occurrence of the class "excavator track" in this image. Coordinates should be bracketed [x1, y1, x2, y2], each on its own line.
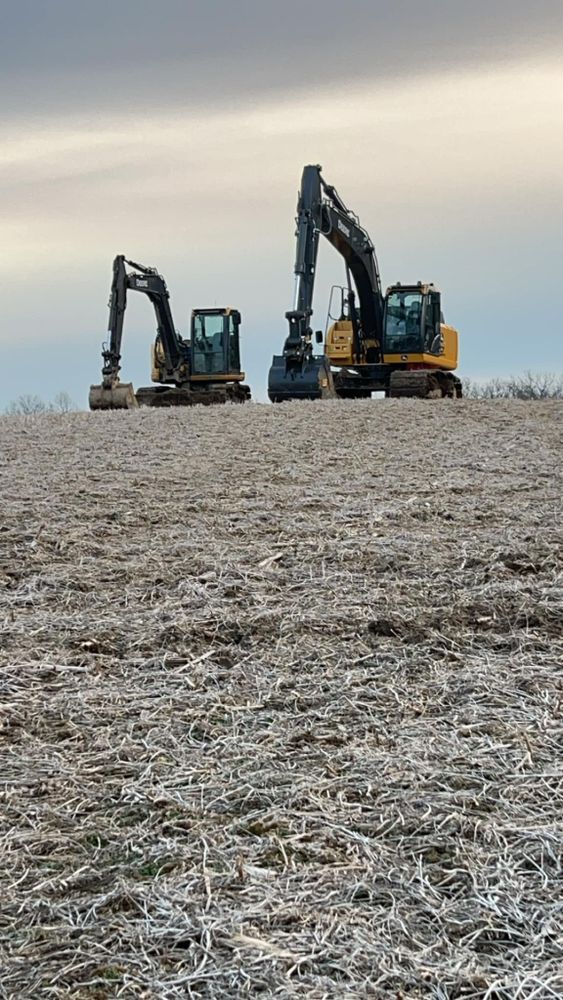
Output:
[135, 383, 251, 407]
[388, 370, 461, 399]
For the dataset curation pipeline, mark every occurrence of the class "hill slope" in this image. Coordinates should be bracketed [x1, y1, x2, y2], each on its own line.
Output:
[1, 400, 562, 998]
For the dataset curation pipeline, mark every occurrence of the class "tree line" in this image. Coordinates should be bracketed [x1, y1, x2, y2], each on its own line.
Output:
[4, 392, 77, 415]
[463, 371, 563, 399]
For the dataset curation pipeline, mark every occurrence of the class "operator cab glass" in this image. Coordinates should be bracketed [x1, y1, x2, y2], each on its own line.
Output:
[191, 311, 241, 375]
[384, 289, 442, 355]
[384, 290, 423, 352]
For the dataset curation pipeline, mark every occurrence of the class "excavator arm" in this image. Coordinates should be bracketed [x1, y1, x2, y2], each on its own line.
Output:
[101, 255, 186, 386]
[89, 255, 189, 410]
[286, 166, 384, 356]
[101, 255, 127, 383]
[269, 165, 385, 400]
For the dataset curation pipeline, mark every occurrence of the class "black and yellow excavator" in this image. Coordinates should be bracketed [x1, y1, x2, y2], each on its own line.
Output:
[268, 165, 462, 401]
[89, 255, 250, 409]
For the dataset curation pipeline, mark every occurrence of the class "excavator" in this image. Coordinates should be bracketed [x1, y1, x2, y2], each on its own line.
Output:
[268, 165, 462, 401]
[89, 255, 251, 409]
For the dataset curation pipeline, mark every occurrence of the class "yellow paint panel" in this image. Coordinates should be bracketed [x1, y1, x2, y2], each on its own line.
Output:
[325, 319, 355, 366]
[385, 325, 458, 371]
[190, 372, 245, 382]
[151, 342, 163, 382]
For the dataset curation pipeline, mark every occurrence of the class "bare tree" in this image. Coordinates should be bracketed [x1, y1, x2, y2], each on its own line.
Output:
[464, 372, 563, 400]
[5, 395, 53, 416]
[4, 391, 78, 415]
[506, 371, 563, 400]
[463, 378, 509, 399]
[52, 391, 77, 413]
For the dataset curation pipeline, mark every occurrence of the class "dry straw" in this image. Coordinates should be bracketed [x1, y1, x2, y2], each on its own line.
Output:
[0, 399, 562, 998]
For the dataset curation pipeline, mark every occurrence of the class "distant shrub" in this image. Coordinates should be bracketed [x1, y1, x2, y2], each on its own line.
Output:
[464, 371, 563, 400]
[4, 392, 78, 415]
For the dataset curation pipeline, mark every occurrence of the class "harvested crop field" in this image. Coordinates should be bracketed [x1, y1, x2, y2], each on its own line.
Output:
[1, 399, 562, 999]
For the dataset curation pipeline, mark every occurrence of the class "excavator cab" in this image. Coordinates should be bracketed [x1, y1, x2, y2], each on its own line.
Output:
[383, 284, 458, 370]
[383, 285, 439, 355]
[149, 306, 247, 396]
[190, 308, 242, 378]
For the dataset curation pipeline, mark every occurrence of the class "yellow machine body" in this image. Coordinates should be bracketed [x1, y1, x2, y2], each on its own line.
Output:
[151, 339, 245, 384]
[151, 340, 165, 382]
[325, 320, 380, 366]
[325, 320, 355, 365]
[384, 323, 458, 371]
[325, 297, 459, 373]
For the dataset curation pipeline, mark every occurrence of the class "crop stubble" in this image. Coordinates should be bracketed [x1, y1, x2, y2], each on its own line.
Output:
[0, 400, 562, 998]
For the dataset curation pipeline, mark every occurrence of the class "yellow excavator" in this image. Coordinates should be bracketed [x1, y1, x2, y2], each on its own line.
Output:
[268, 165, 462, 401]
[89, 255, 250, 409]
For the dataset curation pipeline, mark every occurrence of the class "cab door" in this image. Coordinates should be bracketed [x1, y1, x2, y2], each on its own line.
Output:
[227, 311, 242, 374]
[191, 309, 242, 377]
[423, 292, 443, 355]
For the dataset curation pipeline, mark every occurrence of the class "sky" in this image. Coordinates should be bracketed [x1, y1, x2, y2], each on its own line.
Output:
[1, 0, 563, 406]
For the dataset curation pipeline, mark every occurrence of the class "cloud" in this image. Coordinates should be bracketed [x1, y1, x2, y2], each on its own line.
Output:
[1, 6, 562, 405]
[2, 0, 563, 118]
[2, 57, 562, 272]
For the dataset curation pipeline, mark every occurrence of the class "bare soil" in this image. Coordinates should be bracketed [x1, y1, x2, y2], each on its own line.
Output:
[0, 400, 562, 999]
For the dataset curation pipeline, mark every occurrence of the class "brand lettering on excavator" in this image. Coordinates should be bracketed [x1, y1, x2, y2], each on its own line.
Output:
[337, 219, 351, 238]
[136, 279, 149, 288]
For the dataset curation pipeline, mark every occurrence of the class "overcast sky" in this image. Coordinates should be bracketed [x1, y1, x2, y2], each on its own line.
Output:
[1, 0, 562, 405]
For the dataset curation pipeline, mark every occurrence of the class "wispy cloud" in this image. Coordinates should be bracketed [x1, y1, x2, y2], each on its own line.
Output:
[2, 58, 562, 273]
[2, 0, 563, 118]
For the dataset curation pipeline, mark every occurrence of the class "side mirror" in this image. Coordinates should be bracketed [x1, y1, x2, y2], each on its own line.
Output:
[315, 330, 323, 344]
[231, 310, 241, 326]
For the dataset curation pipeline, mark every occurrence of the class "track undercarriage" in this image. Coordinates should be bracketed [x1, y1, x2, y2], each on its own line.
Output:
[387, 369, 463, 399]
[330, 366, 463, 401]
[268, 361, 463, 403]
[135, 383, 251, 407]
[89, 381, 251, 410]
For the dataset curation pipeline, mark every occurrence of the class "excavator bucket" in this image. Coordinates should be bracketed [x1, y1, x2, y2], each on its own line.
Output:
[268, 355, 336, 402]
[88, 382, 138, 411]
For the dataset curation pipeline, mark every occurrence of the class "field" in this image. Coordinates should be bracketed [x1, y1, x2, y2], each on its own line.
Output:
[1, 399, 562, 999]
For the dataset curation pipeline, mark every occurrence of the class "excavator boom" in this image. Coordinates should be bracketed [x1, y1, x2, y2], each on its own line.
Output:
[268, 165, 385, 402]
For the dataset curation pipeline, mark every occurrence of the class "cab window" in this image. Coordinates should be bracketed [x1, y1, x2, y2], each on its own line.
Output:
[192, 313, 226, 375]
[385, 291, 424, 352]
